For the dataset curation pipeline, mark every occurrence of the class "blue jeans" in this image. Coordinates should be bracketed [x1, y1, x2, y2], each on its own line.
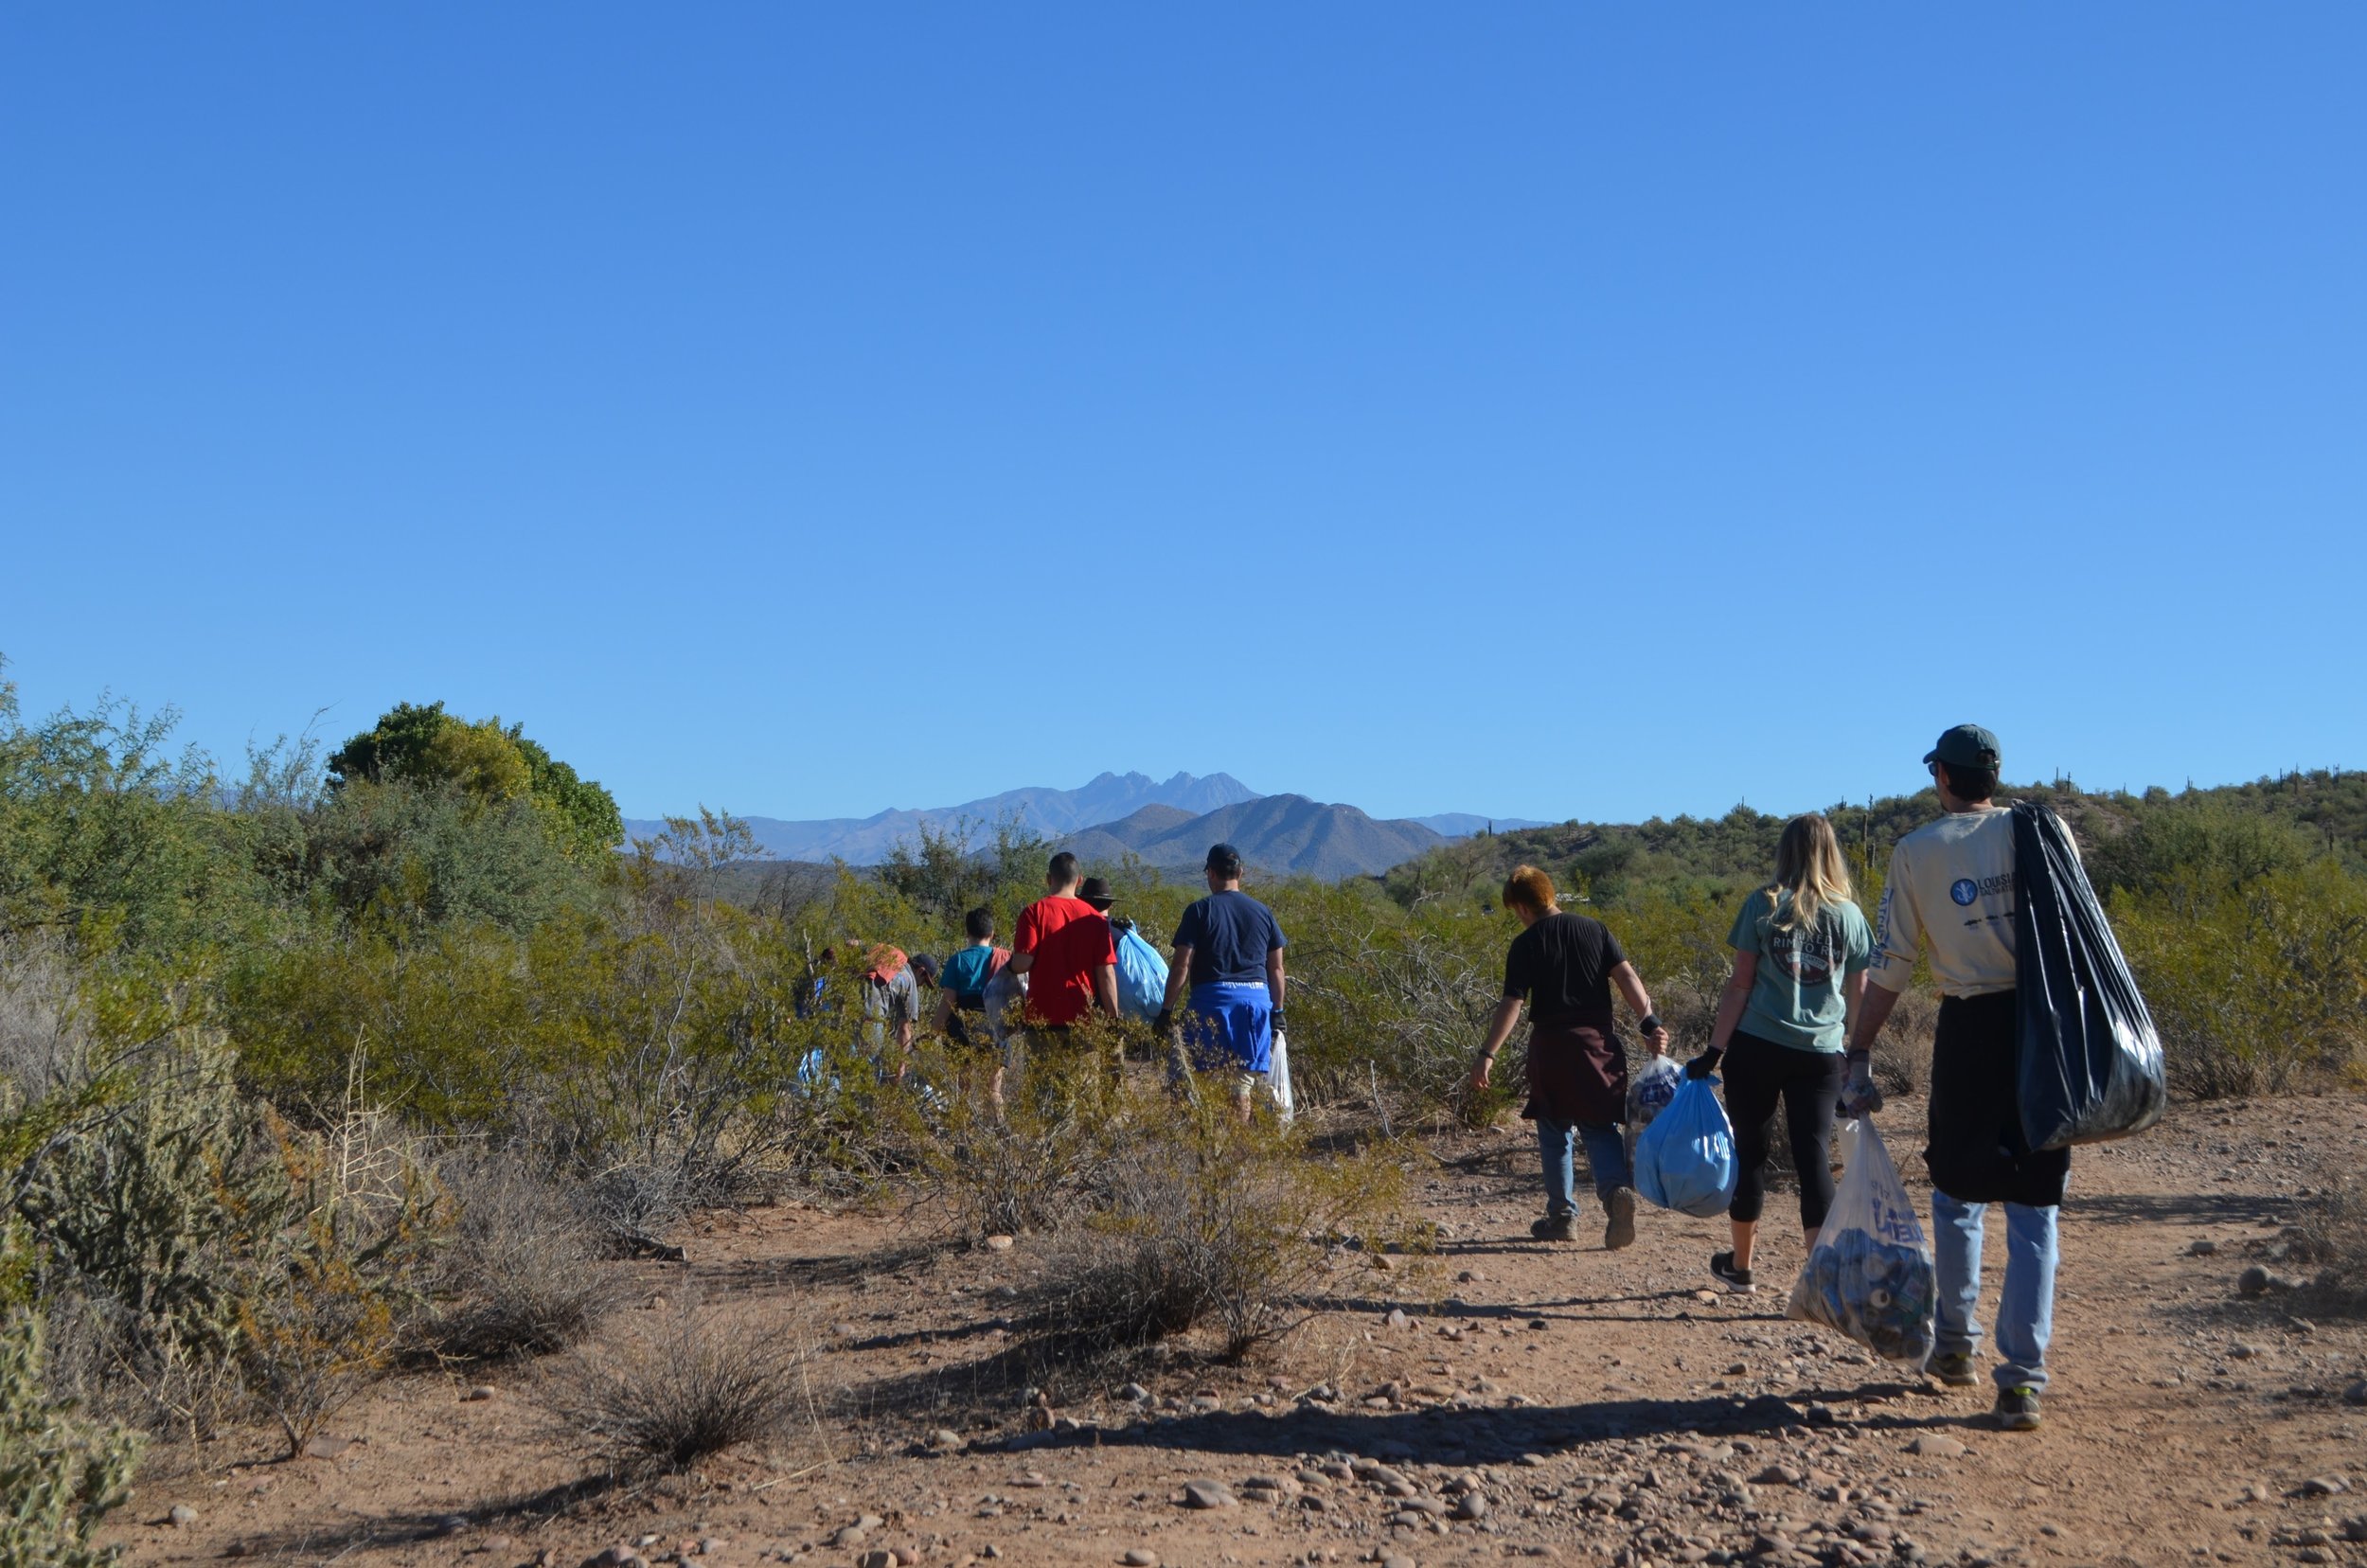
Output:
[1538, 1115, 1631, 1216]
[1931, 1190, 2058, 1392]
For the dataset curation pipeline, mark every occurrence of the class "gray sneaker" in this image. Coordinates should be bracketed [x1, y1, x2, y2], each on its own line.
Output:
[1530, 1211, 1576, 1242]
[1994, 1386, 2042, 1432]
[1603, 1186, 1638, 1251]
[1930, 1352, 1978, 1388]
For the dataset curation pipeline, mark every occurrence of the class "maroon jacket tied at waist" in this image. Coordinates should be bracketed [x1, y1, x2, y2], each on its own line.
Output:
[1525, 1008, 1628, 1127]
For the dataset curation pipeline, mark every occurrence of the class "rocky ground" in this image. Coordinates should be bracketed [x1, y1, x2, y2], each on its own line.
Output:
[107, 1093, 2367, 1568]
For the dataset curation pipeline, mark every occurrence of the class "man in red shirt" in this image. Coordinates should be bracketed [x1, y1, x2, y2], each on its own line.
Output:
[1009, 852, 1120, 1056]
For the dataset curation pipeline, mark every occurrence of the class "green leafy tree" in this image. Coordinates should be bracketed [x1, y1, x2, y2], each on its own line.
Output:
[327, 703, 621, 862]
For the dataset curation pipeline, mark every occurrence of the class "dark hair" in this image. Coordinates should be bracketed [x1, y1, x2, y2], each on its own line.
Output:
[1047, 850, 1080, 885]
[963, 906, 994, 940]
[1938, 761, 2000, 802]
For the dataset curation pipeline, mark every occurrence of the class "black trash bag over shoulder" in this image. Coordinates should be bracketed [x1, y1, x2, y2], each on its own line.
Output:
[2011, 800, 2168, 1150]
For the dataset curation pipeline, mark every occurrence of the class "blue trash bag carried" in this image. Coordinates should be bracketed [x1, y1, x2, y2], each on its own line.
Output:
[1632, 1075, 1740, 1218]
[1112, 920, 1170, 1022]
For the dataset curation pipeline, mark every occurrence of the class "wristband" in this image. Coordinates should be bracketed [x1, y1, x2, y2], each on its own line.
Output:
[1640, 1013, 1664, 1036]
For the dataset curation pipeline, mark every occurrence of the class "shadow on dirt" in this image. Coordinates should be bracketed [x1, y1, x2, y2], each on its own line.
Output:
[988, 1384, 1984, 1464]
[211, 1474, 619, 1559]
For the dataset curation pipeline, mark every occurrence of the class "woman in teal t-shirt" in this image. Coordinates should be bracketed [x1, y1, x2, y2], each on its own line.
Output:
[1682, 813, 1872, 1292]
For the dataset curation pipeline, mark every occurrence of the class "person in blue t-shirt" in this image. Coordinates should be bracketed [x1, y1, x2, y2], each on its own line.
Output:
[1155, 842, 1287, 1121]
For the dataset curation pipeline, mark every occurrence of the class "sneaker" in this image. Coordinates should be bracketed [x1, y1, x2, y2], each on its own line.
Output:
[1603, 1186, 1638, 1251]
[1530, 1211, 1576, 1242]
[1930, 1352, 1979, 1388]
[1993, 1386, 2042, 1431]
[1709, 1250, 1756, 1292]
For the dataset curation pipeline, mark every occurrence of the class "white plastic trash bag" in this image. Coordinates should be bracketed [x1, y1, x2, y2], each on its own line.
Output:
[1628, 1053, 1682, 1131]
[1267, 1026, 1296, 1125]
[1786, 1119, 1937, 1368]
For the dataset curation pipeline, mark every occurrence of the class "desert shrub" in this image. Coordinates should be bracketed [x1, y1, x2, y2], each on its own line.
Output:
[1280, 883, 1504, 1126]
[1867, 986, 1939, 1096]
[1030, 1093, 1415, 1363]
[0, 1292, 143, 1568]
[236, 1090, 442, 1457]
[405, 1151, 618, 1363]
[2282, 1167, 2367, 1318]
[544, 1295, 807, 1474]
[923, 1038, 1117, 1239]
[2115, 864, 2367, 1098]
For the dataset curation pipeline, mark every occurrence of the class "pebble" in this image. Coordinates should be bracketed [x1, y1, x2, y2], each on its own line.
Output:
[463, 1384, 496, 1401]
[1450, 1491, 1489, 1521]
[1122, 1553, 1159, 1567]
[2229, 1343, 2260, 1360]
[858, 1553, 898, 1568]
[1119, 1383, 1151, 1403]
[168, 1505, 197, 1528]
[928, 1428, 964, 1452]
[1906, 1435, 1967, 1459]
[985, 1235, 1015, 1251]
[579, 1550, 645, 1568]
[2188, 1238, 2218, 1256]
[2299, 1476, 2351, 1497]
[1385, 1309, 1411, 1328]
[1183, 1481, 1237, 1509]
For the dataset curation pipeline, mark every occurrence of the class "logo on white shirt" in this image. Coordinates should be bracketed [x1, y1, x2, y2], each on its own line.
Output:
[1949, 878, 1980, 906]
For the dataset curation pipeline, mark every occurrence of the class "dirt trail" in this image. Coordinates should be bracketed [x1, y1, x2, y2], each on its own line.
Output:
[110, 1095, 2367, 1568]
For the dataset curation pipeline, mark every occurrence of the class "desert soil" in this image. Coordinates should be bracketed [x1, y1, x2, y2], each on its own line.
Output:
[106, 1093, 2367, 1568]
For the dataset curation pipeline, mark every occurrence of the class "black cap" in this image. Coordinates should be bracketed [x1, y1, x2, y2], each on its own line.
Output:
[1077, 876, 1115, 911]
[1203, 842, 1242, 876]
[1924, 723, 2002, 770]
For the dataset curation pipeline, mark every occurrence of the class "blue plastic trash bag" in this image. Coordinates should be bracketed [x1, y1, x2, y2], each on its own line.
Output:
[1786, 1119, 1936, 1367]
[1112, 921, 1170, 1022]
[1632, 1076, 1739, 1218]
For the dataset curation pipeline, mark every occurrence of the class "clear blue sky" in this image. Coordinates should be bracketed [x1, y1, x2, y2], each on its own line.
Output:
[5, 5, 2361, 826]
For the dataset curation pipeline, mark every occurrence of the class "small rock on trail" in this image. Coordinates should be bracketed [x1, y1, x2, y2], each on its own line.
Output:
[1182, 1480, 1237, 1509]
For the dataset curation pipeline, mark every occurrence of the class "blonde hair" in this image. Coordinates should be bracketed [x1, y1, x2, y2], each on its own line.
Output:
[1503, 864, 1557, 915]
[1770, 813, 1853, 929]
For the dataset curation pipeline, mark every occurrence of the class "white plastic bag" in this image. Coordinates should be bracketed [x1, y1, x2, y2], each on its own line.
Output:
[1786, 1119, 1937, 1367]
[1628, 1053, 1682, 1131]
[1267, 1026, 1296, 1125]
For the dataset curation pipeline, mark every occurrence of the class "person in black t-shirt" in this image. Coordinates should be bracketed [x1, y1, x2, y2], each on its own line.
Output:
[1471, 864, 1671, 1248]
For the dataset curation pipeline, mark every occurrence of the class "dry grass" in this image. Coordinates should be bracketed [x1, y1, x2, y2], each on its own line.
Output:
[1027, 1097, 1415, 1364]
[407, 1151, 623, 1363]
[543, 1293, 810, 1474]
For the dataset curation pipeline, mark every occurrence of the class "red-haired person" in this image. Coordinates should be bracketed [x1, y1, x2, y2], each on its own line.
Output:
[1471, 865, 1670, 1248]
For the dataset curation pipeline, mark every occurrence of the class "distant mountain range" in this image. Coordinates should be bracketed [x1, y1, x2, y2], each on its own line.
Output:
[622, 771, 1546, 881]
[1059, 795, 1455, 881]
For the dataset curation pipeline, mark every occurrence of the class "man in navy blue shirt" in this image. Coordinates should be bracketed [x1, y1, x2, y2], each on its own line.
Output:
[1156, 843, 1288, 1120]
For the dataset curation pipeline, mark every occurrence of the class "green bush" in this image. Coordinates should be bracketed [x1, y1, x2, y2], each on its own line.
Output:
[2114, 864, 2367, 1098]
[0, 1292, 143, 1568]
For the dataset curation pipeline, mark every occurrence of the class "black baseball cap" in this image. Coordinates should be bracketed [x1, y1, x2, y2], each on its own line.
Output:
[1924, 723, 2002, 770]
[1203, 842, 1242, 876]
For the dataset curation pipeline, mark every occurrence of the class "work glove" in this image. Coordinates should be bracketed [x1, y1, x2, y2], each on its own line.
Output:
[1683, 1048, 1722, 1081]
[1270, 1007, 1288, 1036]
[1153, 1008, 1176, 1039]
[1838, 1054, 1883, 1117]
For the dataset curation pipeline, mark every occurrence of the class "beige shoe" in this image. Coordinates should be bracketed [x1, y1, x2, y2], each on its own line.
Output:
[1604, 1186, 1638, 1250]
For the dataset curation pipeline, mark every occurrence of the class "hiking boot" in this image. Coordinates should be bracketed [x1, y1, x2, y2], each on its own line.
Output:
[1709, 1250, 1756, 1292]
[1603, 1186, 1638, 1251]
[1993, 1386, 2042, 1432]
[1930, 1352, 1979, 1388]
[1530, 1211, 1576, 1242]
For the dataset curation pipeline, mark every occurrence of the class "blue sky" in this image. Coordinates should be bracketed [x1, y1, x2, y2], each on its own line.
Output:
[4, 5, 2360, 826]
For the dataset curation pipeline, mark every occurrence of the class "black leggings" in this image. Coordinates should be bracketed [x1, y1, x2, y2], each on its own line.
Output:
[1723, 1028, 1844, 1228]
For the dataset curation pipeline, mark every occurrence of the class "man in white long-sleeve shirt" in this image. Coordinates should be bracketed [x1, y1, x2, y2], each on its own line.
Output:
[1843, 723, 2066, 1434]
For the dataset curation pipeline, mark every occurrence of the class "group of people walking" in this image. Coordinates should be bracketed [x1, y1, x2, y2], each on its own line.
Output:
[849, 721, 2069, 1434]
[1474, 722, 2064, 1434]
[888, 844, 1291, 1118]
